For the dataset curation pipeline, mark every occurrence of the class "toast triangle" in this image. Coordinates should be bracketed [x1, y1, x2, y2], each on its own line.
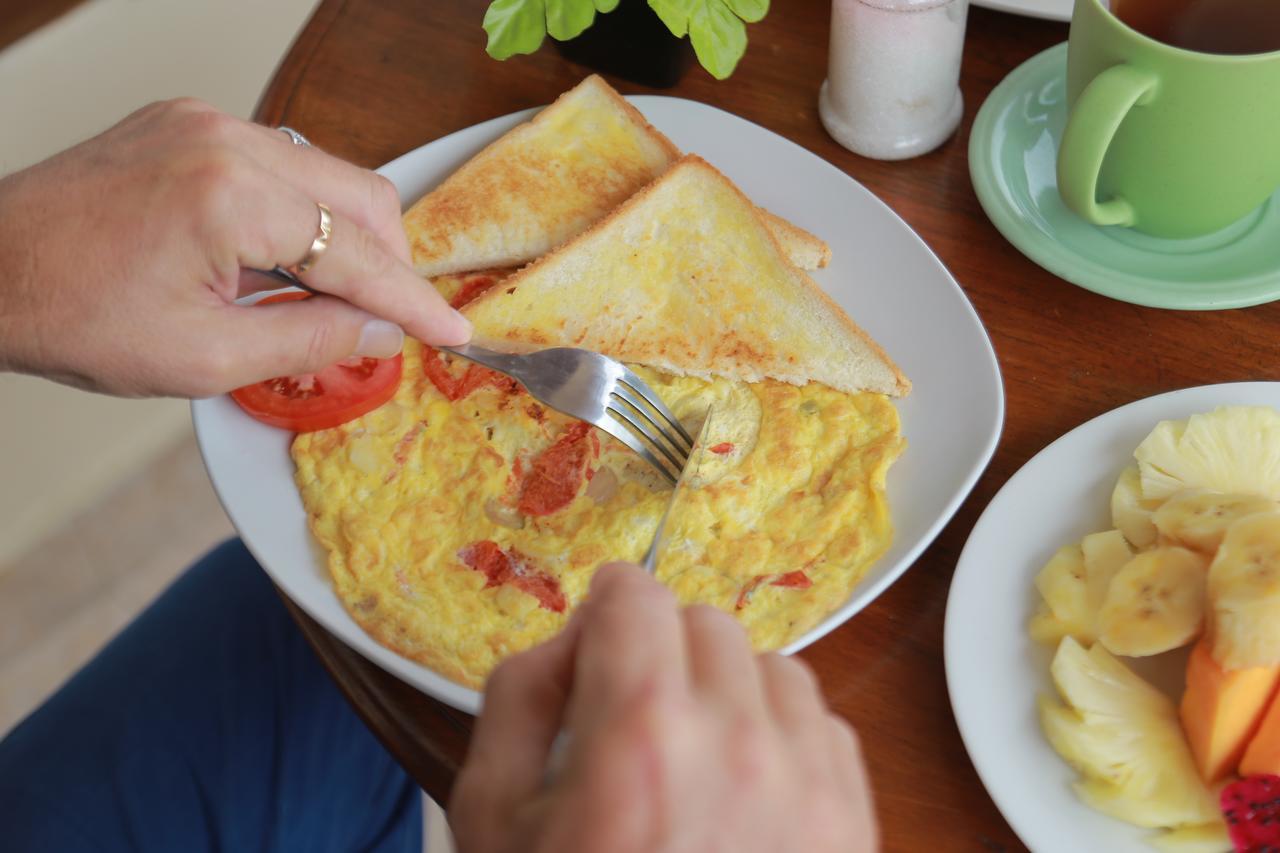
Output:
[403, 75, 829, 276]
[462, 156, 909, 397]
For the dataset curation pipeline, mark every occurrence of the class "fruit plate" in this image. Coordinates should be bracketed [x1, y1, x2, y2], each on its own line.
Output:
[944, 382, 1280, 852]
[194, 94, 1004, 716]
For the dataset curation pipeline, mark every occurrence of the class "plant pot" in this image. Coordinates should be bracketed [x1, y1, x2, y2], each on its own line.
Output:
[553, 0, 694, 88]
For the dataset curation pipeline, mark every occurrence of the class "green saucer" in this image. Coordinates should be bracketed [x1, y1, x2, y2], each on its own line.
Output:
[969, 43, 1280, 311]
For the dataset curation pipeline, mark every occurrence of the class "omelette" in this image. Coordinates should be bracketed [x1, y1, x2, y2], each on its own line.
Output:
[292, 88, 909, 690]
[292, 330, 902, 689]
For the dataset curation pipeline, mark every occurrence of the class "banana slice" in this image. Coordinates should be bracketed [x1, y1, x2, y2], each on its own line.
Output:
[1208, 510, 1280, 669]
[1099, 547, 1208, 657]
[1153, 489, 1277, 554]
[1112, 466, 1160, 549]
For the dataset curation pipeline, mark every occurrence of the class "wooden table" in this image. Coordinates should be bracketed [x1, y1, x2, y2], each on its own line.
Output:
[258, 2, 1279, 848]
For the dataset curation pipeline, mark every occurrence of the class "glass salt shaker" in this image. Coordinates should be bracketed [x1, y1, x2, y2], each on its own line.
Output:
[819, 0, 969, 161]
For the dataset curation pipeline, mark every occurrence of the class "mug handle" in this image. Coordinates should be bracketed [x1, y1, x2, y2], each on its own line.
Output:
[1056, 64, 1159, 227]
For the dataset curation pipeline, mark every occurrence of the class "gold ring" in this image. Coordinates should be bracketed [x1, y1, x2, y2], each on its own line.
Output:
[288, 202, 332, 275]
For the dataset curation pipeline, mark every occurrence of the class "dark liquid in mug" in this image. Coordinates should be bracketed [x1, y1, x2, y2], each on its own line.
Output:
[1111, 0, 1280, 54]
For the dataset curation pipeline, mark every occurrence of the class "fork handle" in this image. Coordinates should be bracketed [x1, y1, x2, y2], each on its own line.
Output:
[439, 343, 520, 374]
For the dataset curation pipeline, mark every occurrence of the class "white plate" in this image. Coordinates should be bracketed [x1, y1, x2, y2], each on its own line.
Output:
[194, 95, 1004, 715]
[973, 0, 1072, 22]
[945, 382, 1280, 852]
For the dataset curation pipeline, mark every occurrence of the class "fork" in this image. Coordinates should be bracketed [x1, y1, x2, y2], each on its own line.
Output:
[441, 343, 694, 484]
[248, 269, 693, 482]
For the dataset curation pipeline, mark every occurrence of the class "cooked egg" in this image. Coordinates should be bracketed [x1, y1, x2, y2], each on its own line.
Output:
[292, 338, 902, 689]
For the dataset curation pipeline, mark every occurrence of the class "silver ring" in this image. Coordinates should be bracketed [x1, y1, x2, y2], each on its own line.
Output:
[277, 126, 311, 147]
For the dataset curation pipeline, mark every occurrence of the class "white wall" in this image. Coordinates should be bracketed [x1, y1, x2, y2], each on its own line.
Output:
[0, 0, 319, 568]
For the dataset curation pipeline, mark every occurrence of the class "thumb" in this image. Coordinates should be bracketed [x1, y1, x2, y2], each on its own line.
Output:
[210, 296, 403, 389]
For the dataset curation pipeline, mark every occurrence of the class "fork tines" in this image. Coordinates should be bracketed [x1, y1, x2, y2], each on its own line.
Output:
[605, 371, 695, 483]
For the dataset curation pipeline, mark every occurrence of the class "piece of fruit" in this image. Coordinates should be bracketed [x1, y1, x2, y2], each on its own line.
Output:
[1029, 532, 1137, 647]
[1098, 547, 1208, 657]
[1113, 465, 1161, 549]
[1135, 406, 1280, 504]
[1039, 638, 1220, 829]
[1181, 638, 1280, 784]
[1028, 607, 1074, 646]
[1240, 687, 1280, 777]
[1208, 511, 1280, 670]
[1149, 822, 1232, 853]
[1082, 529, 1135, 610]
[1154, 490, 1277, 555]
[1031, 544, 1093, 644]
[229, 292, 404, 432]
[1221, 775, 1280, 852]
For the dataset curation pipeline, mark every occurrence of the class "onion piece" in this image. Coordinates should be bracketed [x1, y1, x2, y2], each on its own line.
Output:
[485, 498, 525, 529]
[585, 467, 619, 504]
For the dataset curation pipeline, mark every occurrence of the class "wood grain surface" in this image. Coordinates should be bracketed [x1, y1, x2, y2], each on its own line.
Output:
[259, 1, 1280, 848]
[0, 0, 87, 51]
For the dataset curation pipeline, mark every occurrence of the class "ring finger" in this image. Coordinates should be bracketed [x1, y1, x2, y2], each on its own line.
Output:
[240, 121, 412, 263]
[230, 167, 470, 345]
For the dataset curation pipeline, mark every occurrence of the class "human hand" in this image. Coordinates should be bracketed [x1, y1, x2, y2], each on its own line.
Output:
[0, 99, 470, 397]
[450, 563, 878, 853]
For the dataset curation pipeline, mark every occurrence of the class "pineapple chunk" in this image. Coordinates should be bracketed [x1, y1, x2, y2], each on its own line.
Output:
[1082, 530, 1134, 614]
[1032, 545, 1092, 643]
[1113, 465, 1160, 549]
[1039, 638, 1220, 830]
[1149, 823, 1231, 853]
[1029, 533, 1134, 647]
[1208, 510, 1280, 669]
[1136, 406, 1280, 503]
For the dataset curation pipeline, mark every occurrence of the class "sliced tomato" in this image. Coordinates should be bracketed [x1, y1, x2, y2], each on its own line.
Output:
[229, 291, 403, 432]
[735, 575, 769, 611]
[771, 570, 813, 590]
[458, 540, 567, 612]
[518, 422, 599, 517]
[448, 274, 498, 310]
[421, 347, 519, 401]
[735, 570, 813, 610]
[709, 442, 735, 455]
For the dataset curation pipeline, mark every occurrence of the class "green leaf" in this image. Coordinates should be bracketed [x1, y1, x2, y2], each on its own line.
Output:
[723, 0, 768, 23]
[594, 0, 620, 11]
[546, 0, 597, 40]
[648, 0, 696, 37]
[483, 0, 548, 60]
[689, 0, 747, 80]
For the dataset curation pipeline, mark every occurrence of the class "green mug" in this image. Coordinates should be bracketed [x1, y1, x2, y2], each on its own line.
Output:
[1057, 0, 1280, 239]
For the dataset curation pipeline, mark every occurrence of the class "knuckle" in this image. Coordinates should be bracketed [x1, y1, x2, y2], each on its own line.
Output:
[592, 563, 674, 609]
[371, 173, 402, 218]
[192, 343, 239, 396]
[177, 103, 237, 142]
[615, 689, 679, 752]
[355, 225, 393, 271]
[163, 96, 215, 116]
[620, 697, 660, 739]
[779, 653, 822, 694]
[828, 714, 862, 755]
[184, 151, 243, 225]
[687, 602, 738, 633]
